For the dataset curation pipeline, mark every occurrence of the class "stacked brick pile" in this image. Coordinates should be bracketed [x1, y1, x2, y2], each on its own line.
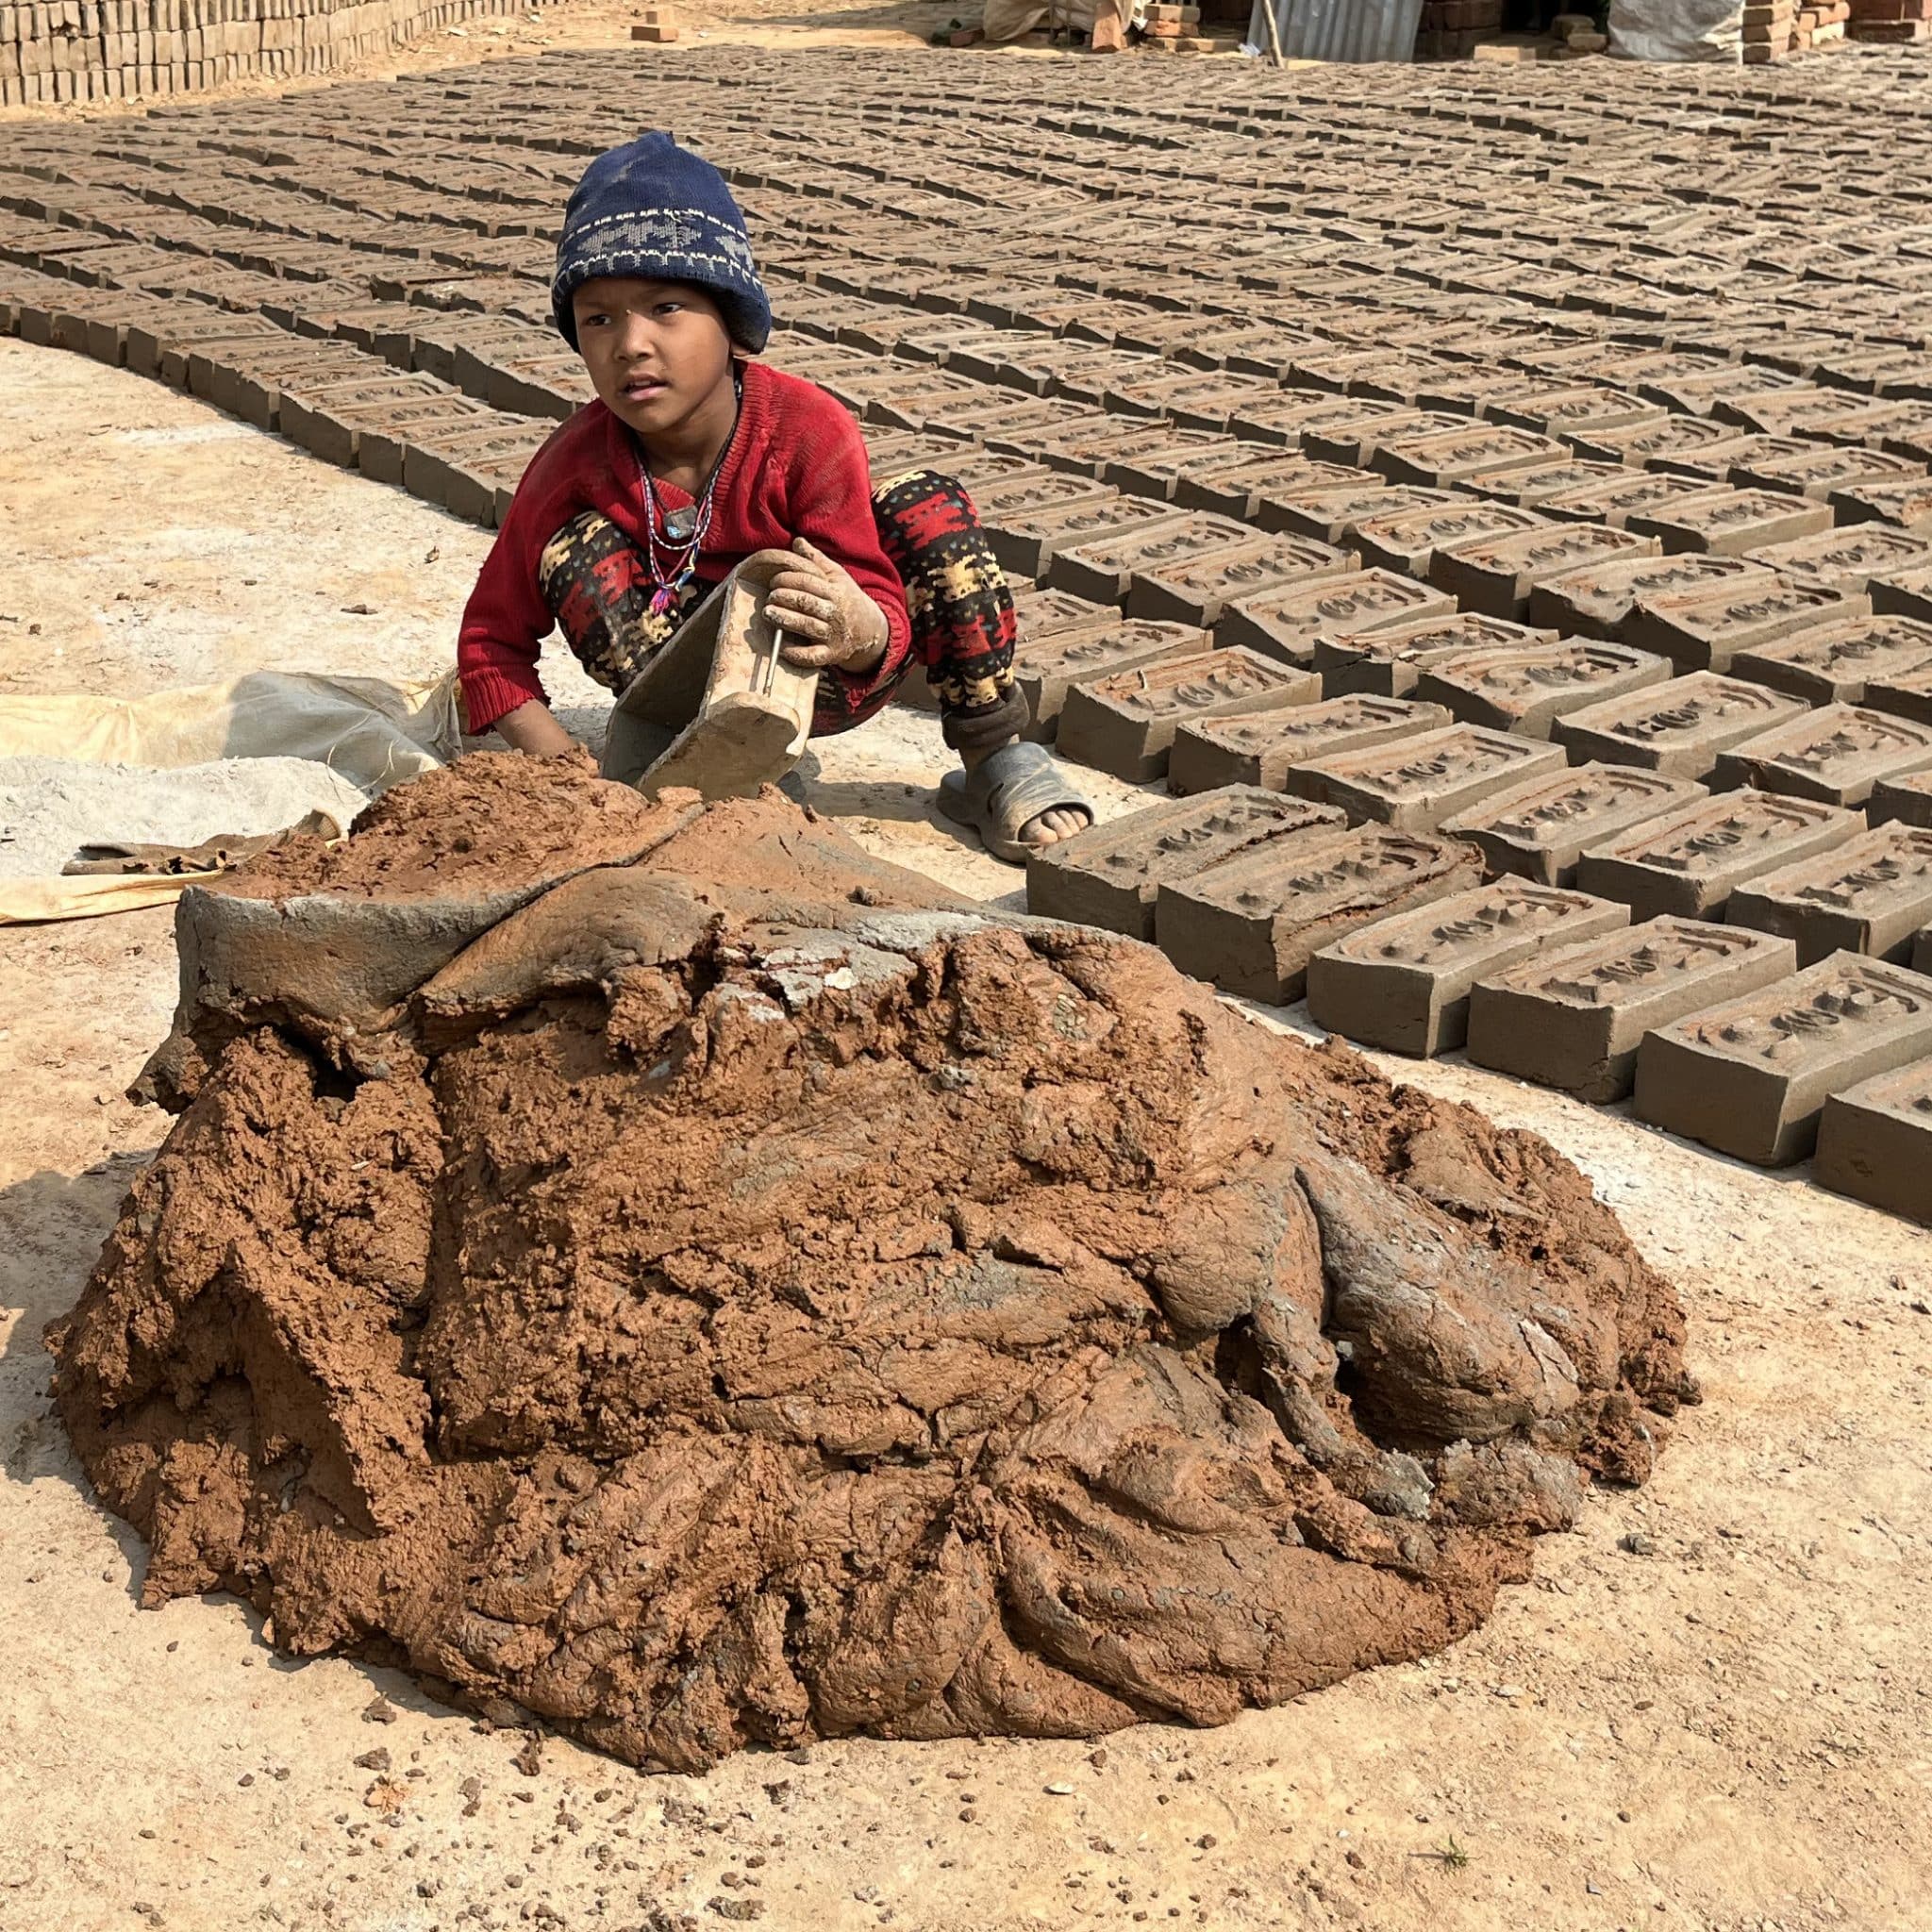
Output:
[1848, 0, 1932, 41]
[1415, 0, 1502, 60]
[1745, 0, 1855, 55]
[0, 0, 554, 106]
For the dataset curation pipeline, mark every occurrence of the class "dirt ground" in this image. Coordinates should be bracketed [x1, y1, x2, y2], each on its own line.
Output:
[2, 341, 1931, 1932]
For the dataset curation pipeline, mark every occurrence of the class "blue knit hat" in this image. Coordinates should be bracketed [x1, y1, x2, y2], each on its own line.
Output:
[551, 132, 772, 354]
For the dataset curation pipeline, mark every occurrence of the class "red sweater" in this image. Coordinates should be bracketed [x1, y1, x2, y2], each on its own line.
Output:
[458, 362, 912, 736]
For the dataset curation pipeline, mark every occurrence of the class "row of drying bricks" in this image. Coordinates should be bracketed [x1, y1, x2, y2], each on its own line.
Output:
[987, 484, 1932, 1224]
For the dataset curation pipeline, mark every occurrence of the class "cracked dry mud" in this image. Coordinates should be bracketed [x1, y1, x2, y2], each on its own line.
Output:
[45, 754, 1693, 1773]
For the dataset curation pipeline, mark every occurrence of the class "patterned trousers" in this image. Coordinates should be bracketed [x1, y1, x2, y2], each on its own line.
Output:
[537, 469, 1028, 751]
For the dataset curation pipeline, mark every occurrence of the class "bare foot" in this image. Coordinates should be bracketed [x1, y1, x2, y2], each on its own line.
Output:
[1017, 804, 1090, 849]
[956, 739, 1091, 853]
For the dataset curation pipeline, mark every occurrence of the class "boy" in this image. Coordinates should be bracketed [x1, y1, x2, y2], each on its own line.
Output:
[458, 132, 1091, 861]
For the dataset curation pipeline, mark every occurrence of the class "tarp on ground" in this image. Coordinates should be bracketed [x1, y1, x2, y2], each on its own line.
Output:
[0, 670, 461, 924]
[1607, 0, 1742, 59]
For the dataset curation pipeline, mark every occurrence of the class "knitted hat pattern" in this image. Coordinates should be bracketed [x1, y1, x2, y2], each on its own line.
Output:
[551, 131, 772, 354]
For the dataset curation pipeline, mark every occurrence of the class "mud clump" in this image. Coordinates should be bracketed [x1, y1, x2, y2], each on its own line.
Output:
[49, 754, 1694, 1772]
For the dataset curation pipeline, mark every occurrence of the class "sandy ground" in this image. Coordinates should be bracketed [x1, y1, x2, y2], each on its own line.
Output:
[3, 340, 1932, 1932]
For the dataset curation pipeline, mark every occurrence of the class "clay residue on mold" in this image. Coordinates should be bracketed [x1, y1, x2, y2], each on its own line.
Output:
[47, 755, 1694, 1772]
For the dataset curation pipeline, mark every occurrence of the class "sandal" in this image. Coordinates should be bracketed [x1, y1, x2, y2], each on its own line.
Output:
[936, 740, 1093, 864]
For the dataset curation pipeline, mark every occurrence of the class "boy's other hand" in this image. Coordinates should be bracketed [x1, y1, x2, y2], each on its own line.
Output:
[762, 538, 890, 675]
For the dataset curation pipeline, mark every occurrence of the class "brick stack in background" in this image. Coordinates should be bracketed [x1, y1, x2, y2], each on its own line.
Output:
[1847, 0, 1932, 41]
[1741, 0, 1795, 58]
[1415, 0, 1502, 61]
[0, 0, 558, 107]
[1792, 1, 1851, 46]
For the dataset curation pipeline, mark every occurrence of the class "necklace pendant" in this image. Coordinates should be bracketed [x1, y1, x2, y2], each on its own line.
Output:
[661, 507, 697, 543]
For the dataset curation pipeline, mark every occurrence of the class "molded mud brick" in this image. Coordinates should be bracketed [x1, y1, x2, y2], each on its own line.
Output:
[1869, 772, 1932, 830]
[1168, 698, 1453, 797]
[486, 357, 595, 423]
[1015, 620, 1206, 743]
[1731, 442, 1924, 503]
[1830, 476, 1932, 533]
[1634, 954, 1932, 1166]
[1228, 391, 1427, 453]
[1264, 482, 1460, 548]
[932, 450, 1053, 498]
[1155, 824, 1484, 1007]
[1867, 664, 1932, 728]
[1024, 788, 1345, 940]
[1624, 490, 1835, 558]
[1222, 571, 1457, 669]
[1730, 614, 1932, 707]
[437, 434, 552, 528]
[1526, 554, 1776, 642]
[1472, 459, 1632, 509]
[1726, 824, 1932, 968]
[1097, 432, 1249, 503]
[125, 313, 284, 385]
[1372, 423, 1571, 489]
[1129, 537, 1356, 631]
[942, 330, 1065, 391]
[864, 372, 991, 435]
[1712, 704, 1932, 808]
[1030, 415, 1205, 480]
[1046, 513, 1255, 608]
[1442, 764, 1707, 888]
[195, 347, 373, 433]
[1480, 385, 1661, 440]
[1285, 724, 1565, 834]
[1576, 791, 1858, 922]
[1010, 585, 1114, 639]
[1712, 385, 1858, 440]
[1296, 405, 1444, 470]
[354, 397, 496, 489]
[1554, 672, 1807, 783]
[1350, 501, 1550, 579]
[974, 469, 1118, 524]
[1416, 641, 1672, 741]
[1873, 565, 1932, 625]
[1174, 453, 1365, 522]
[1570, 416, 1761, 478]
[1056, 648, 1320, 785]
[1534, 471, 1730, 533]
[980, 489, 1169, 585]
[1315, 611, 1556, 700]
[1624, 579, 1867, 675]
[1466, 917, 1798, 1103]
[1433, 525, 1658, 625]
[279, 375, 451, 467]
[1815, 1057, 1932, 1226]
[1750, 525, 1932, 596]
[1307, 879, 1630, 1058]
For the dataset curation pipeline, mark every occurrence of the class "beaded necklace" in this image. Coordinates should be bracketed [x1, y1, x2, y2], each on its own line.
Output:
[629, 373, 743, 617]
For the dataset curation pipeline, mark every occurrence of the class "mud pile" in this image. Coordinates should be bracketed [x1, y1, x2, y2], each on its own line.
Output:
[49, 754, 1694, 1771]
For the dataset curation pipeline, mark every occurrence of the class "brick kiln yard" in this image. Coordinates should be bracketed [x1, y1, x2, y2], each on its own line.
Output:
[4, 36, 1932, 1932]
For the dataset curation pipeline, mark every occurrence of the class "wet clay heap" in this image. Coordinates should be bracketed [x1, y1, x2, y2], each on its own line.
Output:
[49, 754, 1694, 1772]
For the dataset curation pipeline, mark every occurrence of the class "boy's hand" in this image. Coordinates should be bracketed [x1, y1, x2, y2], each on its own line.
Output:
[761, 539, 890, 675]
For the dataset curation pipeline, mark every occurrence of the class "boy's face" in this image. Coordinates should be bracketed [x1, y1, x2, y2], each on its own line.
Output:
[572, 275, 736, 440]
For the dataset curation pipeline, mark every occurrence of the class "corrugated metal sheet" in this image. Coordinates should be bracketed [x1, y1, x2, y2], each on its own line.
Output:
[1245, 0, 1424, 61]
